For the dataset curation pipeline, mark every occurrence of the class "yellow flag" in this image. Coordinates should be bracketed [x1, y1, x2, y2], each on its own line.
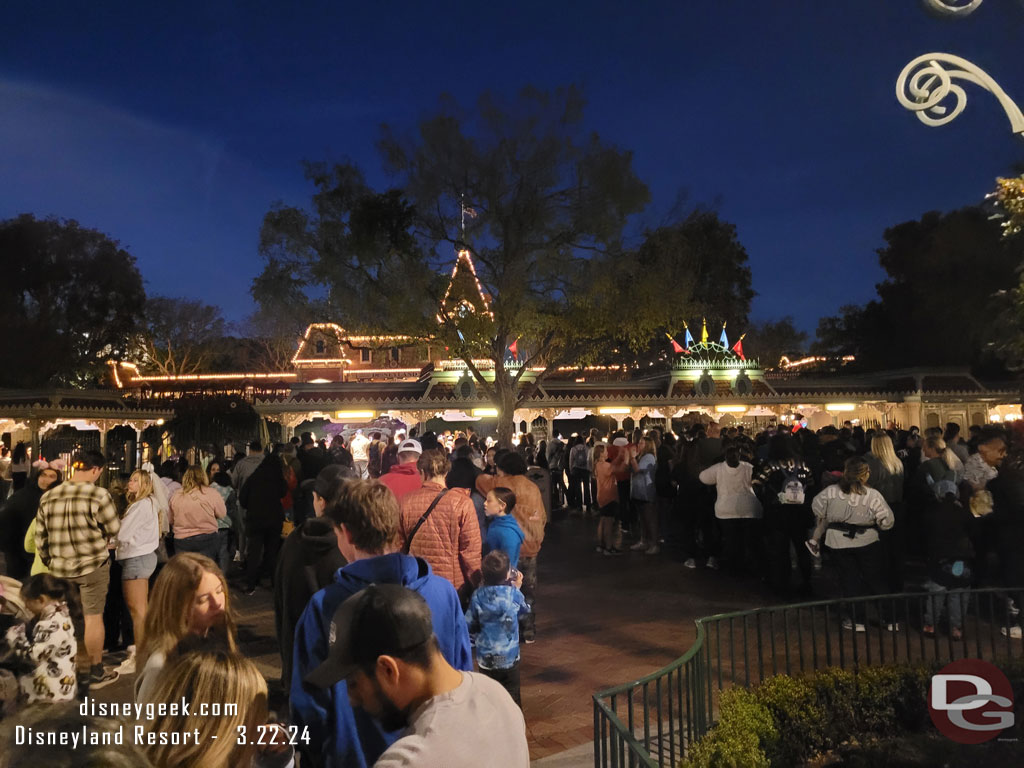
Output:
[700, 318, 708, 345]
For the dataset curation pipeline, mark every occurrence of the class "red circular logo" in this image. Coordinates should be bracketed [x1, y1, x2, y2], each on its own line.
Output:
[929, 658, 1015, 744]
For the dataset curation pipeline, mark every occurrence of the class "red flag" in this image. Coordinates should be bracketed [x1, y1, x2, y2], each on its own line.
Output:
[508, 339, 519, 358]
[666, 333, 684, 355]
[732, 335, 746, 361]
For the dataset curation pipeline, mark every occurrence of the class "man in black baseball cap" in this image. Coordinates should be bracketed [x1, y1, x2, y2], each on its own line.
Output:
[307, 584, 528, 767]
[306, 584, 435, 692]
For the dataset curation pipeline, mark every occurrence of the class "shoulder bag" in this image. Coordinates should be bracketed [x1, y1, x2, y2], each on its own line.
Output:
[402, 489, 450, 555]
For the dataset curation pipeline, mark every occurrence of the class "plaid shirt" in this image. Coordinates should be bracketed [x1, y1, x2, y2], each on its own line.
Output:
[36, 482, 120, 578]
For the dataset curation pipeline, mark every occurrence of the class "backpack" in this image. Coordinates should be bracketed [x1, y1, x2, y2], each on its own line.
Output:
[570, 445, 589, 471]
[777, 465, 807, 505]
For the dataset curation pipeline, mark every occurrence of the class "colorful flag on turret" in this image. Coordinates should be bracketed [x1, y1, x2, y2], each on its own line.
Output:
[666, 333, 684, 354]
[720, 322, 729, 348]
[683, 324, 695, 351]
[700, 318, 708, 345]
[732, 334, 746, 361]
[508, 338, 519, 359]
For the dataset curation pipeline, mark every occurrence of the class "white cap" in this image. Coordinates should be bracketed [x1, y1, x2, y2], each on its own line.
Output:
[398, 438, 422, 455]
[612, 437, 629, 447]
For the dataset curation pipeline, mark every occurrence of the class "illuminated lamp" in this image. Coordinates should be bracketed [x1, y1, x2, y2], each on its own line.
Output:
[309, 378, 331, 384]
[715, 405, 747, 413]
[825, 404, 856, 412]
[598, 407, 631, 415]
[991, 414, 1003, 422]
[472, 408, 499, 418]
[335, 411, 375, 420]
[156, 419, 165, 426]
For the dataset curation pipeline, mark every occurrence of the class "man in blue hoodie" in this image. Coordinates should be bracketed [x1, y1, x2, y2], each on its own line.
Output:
[291, 479, 472, 768]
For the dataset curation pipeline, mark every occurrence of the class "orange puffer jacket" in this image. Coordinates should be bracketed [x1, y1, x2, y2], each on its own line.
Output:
[475, 473, 547, 559]
[398, 482, 481, 591]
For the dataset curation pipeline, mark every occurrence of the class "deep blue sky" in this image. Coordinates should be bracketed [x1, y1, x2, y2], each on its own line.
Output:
[2, 1, 1022, 334]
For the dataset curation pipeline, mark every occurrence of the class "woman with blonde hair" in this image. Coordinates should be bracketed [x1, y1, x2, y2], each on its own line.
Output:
[135, 552, 237, 702]
[115, 469, 162, 673]
[138, 649, 291, 768]
[919, 435, 964, 483]
[864, 434, 906, 592]
[168, 464, 226, 561]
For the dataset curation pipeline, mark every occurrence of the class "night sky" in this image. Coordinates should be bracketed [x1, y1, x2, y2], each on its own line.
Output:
[2, 1, 1022, 334]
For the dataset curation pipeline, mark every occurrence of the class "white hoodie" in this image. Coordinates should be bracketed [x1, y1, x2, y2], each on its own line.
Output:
[116, 496, 160, 560]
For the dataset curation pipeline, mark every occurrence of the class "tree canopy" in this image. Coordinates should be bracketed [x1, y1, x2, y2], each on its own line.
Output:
[813, 207, 1020, 371]
[255, 87, 756, 442]
[604, 210, 754, 368]
[0, 214, 146, 388]
[136, 296, 228, 376]
[744, 317, 808, 369]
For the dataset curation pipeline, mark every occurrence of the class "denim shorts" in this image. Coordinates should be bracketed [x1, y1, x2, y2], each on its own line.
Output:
[119, 551, 158, 581]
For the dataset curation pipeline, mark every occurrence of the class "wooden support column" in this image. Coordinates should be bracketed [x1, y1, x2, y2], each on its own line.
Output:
[28, 418, 43, 461]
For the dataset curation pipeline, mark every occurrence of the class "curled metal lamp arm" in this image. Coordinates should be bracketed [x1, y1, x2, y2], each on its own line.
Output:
[896, 53, 1024, 137]
[921, 0, 984, 17]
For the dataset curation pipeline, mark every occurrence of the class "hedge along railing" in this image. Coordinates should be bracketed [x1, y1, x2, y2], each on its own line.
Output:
[593, 586, 1024, 768]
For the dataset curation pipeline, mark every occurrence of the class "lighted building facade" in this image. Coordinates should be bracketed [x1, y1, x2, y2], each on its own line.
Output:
[99, 246, 1020, 439]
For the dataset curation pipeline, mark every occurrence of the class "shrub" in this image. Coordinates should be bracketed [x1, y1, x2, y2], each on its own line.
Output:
[684, 687, 775, 768]
[681, 664, 989, 768]
[754, 675, 825, 765]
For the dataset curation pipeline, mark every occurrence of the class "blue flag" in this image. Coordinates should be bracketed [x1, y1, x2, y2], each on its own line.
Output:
[684, 328, 695, 349]
[720, 326, 729, 347]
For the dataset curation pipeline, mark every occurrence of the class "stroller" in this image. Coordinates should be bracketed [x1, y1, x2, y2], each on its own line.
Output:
[0, 575, 33, 717]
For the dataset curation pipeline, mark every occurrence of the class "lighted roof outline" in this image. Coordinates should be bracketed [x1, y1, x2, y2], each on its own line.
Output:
[437, 248, 494, 322]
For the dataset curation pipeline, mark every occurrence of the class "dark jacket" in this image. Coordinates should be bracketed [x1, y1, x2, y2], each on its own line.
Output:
[910, 458, 958, 513]
[290, 553, 472, 768]
[239, 454, 288, 531]
[990, 465, 1024, 559]
[924, 495, 976, 586]
[274, 517, 346, 691]
[446, 457, 480, 490]
[0, 480, 48, 580]
[297, 446, 330, 483]
[863, 454, 905, 506]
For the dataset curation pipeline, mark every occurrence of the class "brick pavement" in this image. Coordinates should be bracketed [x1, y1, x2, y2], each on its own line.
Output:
[515, 514, 779, 760]
[86, 513, 784, 762]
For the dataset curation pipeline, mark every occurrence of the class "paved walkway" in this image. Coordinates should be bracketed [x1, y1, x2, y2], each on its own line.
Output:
[88, 513, 783, 763]
[515, 514, 779, 760]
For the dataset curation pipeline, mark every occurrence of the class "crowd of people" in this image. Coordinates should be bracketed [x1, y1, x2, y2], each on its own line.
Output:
[0, 416, 1021, 765]
[0, 427, 538, 767]
[588, 419, 1022, 637]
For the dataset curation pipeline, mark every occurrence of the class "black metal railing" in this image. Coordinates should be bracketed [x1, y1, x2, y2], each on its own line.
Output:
[593, 586, 1024, 768]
